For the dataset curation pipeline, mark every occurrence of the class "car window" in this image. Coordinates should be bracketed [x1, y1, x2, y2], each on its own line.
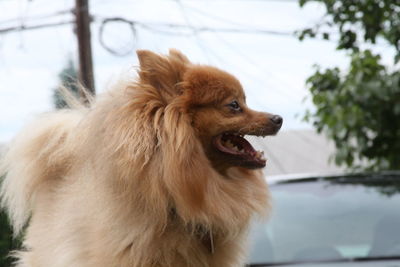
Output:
[248, 176, 400, 265]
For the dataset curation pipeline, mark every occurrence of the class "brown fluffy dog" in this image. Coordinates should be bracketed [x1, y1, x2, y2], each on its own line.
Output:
[0, 50, 282, 267]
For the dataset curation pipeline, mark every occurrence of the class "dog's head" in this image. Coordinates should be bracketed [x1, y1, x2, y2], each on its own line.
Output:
[137, 49, 282, 173]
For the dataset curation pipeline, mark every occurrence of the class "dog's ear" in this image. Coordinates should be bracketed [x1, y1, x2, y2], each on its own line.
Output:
[168, 49, 190, 64]
[137, 50, 189, 101]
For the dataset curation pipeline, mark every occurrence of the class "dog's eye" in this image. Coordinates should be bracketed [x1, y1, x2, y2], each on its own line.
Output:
[227, 100, 241, 111]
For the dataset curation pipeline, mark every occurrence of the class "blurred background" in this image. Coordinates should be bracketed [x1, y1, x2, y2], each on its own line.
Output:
[0, 0, 398, 175]
[0, 0, 399, 265]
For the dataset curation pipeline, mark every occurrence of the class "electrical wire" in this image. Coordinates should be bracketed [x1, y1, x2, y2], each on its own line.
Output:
[0, 9, 73, 25]
[180, 4, 263, 29]
[93, 16, 295, 36]
[98, 17, 137, 56]
[0, 20, 74, 34]
[180, 3, 299, 98]
[175, 0, 212, 63]
[172, 0, 299, 2]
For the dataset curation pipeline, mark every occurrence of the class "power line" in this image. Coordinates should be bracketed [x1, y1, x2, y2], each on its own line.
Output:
[0, 9, 73, 25]
[0, 14, 295, 37]
[95, 17, 295, 36]
[175, 0, 299, 2]
[94, 16, 298, 60]
[0, 20, 74, 34]
[181, 4, 260, 29]
[98, 18, 137, 56]
[175, 0, 213, 62]
[93, 15, 297, 56]
[188, 11, 301, 102]
[191, 26, 294, 36]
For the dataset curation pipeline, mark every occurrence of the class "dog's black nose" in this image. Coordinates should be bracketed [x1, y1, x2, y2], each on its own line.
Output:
[271, 115, 283, 126]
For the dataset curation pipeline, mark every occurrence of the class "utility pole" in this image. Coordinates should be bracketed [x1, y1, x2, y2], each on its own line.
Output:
[75, 0, 95, 100]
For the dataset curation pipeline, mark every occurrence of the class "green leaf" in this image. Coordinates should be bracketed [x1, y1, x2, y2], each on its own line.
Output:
[299, 0, 400, 170]
[395, 53, 400, 64]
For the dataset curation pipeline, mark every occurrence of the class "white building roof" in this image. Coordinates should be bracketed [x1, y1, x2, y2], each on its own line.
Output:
[249, 130, 344, 176]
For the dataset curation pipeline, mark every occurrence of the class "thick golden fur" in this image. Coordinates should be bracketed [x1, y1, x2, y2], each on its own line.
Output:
[1, 50, 275, 267]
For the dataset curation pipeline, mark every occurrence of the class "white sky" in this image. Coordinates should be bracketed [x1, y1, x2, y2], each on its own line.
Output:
[0, 0, 393, 142]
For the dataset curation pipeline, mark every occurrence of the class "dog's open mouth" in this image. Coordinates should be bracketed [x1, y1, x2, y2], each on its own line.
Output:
[213, 132, 266, 169]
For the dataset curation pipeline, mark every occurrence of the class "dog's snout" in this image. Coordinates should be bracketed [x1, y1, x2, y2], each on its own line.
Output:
[270, 115, 283, 126]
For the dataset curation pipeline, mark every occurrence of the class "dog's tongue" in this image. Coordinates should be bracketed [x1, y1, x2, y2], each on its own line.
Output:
[213, 133, 266, 168]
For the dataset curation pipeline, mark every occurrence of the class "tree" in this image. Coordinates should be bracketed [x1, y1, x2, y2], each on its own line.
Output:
[0, 176, 21, 267]
[0, 209, 13, 266]
[0, 60, 80, 266]
[53, 58, 79, 109]
[299, 0, 400, 170]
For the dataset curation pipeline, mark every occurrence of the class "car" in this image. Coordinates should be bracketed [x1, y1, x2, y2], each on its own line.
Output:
[246, 172, 400, 267]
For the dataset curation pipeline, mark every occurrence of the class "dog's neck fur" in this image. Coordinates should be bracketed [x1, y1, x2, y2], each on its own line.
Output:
[169, 207, 215, 254]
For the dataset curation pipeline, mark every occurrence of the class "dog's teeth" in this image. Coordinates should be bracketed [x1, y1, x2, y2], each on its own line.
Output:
[257, 151, 266, 160]
[254, 151, 265, 159]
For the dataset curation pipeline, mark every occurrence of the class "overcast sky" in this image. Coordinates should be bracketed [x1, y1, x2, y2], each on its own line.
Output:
[0, 0, 393, 142]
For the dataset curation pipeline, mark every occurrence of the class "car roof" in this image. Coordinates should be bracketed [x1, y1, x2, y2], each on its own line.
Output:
[266, 171, 400, 185]
[248, 258, 400, 267]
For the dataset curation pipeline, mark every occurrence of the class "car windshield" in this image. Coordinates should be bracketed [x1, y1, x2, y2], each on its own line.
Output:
[248, 173, 400, 265]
